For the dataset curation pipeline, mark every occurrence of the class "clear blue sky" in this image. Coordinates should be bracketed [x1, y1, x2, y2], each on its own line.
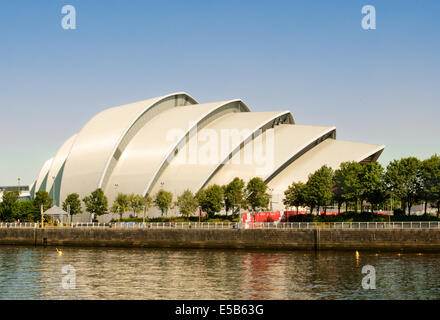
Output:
[1, 0, 439, 186]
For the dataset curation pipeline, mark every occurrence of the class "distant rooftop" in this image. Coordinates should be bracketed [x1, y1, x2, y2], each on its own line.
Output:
[0, 186, 29, 192]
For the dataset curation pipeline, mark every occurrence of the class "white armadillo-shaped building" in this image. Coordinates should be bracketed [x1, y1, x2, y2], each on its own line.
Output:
[31, 92, 384, 219]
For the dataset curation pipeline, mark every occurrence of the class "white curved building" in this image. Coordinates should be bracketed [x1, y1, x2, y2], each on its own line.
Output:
[32, 92, 384, 220]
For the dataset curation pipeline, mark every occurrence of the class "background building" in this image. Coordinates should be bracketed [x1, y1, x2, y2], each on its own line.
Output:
[0, 185, 30, 202]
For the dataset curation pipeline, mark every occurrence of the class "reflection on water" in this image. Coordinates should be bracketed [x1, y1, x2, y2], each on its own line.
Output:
[0, 245, 439, 299]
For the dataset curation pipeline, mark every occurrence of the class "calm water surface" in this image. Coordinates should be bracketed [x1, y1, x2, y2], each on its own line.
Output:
[0, 245, 439, 299]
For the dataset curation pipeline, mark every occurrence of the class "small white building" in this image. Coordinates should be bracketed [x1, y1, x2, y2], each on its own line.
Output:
[44, 206, 69, 224]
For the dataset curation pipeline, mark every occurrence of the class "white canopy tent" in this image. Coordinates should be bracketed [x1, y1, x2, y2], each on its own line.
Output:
[44, 206, 69, 224]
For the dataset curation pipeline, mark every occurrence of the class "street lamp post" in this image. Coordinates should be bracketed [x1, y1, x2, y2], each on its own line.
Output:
[269, 188, 274, 212]
[40, 204, 44, 228]
[52, 176, 56, 206]
[114, 184, 119, 224]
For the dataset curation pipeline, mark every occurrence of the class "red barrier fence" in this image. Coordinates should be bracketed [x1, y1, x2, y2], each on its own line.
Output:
[242, 212, 282, 223]
[242, 211, 392, 223]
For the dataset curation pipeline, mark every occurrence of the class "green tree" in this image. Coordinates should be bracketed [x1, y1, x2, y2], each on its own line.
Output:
[245, 177, 270, 211]
[283, 182, 306, 214]
[385, 157, 422, 215]
[128, 193, 144, 217]
[154, 190, 173, 216]
[331, 183, 345, 214]
[177, 189, 198, 217]
[33, 190, 53, 222]
[360, 162, 388, 213]
[304, 165, 334, 214]
[62, 193, 82, 222]
[111, 193, 130, 221]
[420, 155, 440, 215]
[142, 194, 153, 217]
[0, 190, 20, 221]
[18, 200, 36, 222]
[195, 189, 206, 215]
[196, 185, 224, 217]
[333, 161, 363, 212]
[83, 188, 108, 221]
[223, 177, 245, 215]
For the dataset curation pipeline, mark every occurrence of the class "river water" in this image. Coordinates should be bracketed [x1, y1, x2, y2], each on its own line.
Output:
[0, 245, 439, 299]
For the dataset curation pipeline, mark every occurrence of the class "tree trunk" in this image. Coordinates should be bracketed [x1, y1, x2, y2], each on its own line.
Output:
[424, 201, 428, 215]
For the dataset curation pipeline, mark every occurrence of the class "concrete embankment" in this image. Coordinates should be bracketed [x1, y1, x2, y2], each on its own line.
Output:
[1, 227, 440, 252]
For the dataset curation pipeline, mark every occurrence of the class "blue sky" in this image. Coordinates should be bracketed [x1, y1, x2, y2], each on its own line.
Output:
[0, 0, 439, 185]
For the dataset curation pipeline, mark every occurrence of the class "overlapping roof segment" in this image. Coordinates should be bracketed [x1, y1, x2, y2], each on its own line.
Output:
[44, 134, 77, 205]
[104, 100, 250, 200]
[148, 110, 294, 197]
[267, 139, 384, 197]
[35, 157, 53, 193]
[206, 124, 336, 187]
[59, 93, 197, 204]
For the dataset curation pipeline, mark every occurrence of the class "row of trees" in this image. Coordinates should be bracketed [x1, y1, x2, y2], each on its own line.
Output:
[1, 177, 269, 222]
[284, 155, 440, 215]
[1, 155, 438, 222]
[58, 177, 272, 220]
[107, 177, 272, 219]
[0, 190, 53, 222]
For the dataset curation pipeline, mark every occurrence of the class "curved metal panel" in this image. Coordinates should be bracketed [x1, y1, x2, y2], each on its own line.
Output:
[29, 181, 36, 199]
[35, 158, 53, 192]
[207, 124, 336, 187]
[148, 111, 294, 199]
[196, 111, 294, 191]
[45, 134, 77, 194]
[267, 139, 385, 210]
[60, 93, 197, 203]
[105, 100, 249, 202]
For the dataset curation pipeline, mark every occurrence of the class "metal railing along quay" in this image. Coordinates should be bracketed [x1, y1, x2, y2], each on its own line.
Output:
[0, 222, 39, 228]
[1, 221, 440, 229]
